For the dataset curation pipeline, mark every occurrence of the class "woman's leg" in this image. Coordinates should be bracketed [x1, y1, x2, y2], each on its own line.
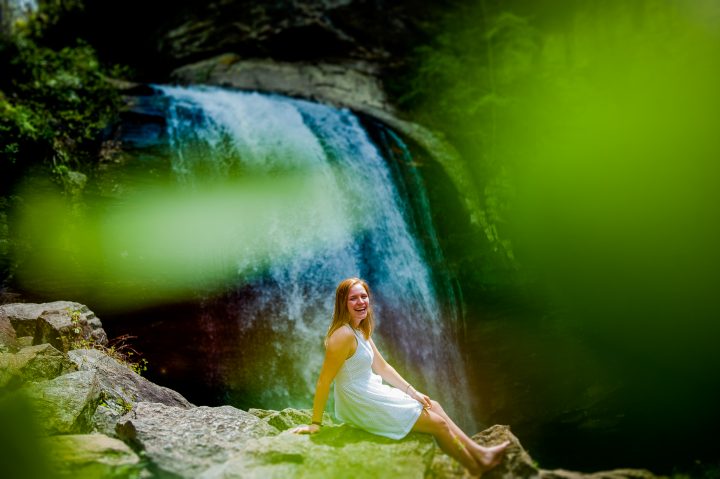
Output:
[427, 400, 509, 469]
[411, 408, 483, 475]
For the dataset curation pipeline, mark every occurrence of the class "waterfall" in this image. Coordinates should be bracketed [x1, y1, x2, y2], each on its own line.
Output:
[156, 85, 474, 428]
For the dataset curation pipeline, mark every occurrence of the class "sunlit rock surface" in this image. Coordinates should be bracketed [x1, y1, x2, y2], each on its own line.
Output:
[201, 425, 435, 479]
[116, 402, 279, 478]
[22, 370, 102, 435]
[43, 433, 143, 479]
[69, 348, 193, 436]
[0, 343, 76, 388]
[0, 301, 108, 350]
[248, 407, 335, 431]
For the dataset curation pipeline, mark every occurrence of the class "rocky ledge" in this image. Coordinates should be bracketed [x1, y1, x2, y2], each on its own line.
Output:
[0, 301, 663, 478]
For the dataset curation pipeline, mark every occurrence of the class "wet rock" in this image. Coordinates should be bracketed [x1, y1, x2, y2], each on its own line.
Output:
[116, 402, 278, 478]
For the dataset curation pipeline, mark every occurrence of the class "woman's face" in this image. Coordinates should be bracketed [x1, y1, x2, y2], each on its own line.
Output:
[346, 283, 369, 326]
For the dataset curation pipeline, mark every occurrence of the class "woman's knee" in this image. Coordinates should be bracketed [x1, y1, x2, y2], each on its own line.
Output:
[428, 412, 450, 435]
[412, 410, 449, 435]
[430, 399, 443, 411]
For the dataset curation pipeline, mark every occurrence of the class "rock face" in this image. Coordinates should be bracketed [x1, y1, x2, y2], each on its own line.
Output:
[157, 0, 433, 68]
[172, 55, 392, 113]
[116, 402, 279, 478]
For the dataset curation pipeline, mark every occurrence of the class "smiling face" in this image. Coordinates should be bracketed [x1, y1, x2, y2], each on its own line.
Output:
[346, 282, 369, 327]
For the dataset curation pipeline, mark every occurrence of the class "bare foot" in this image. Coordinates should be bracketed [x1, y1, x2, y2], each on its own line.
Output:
[471, 440, 511, 471]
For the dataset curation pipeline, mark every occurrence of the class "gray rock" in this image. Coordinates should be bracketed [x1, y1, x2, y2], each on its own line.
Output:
[69, 349, 193, 436]
[43, 433, 144, 479]
[247, 407, 334, 431]
[16, 336, 33, 348]
[116, 402, 279, 478]
[0, 301, 108, 350]
[200, 424, 435, 479]
[172, 56, 392, 114]
[0, 301, 50, 337]
[429, 425, 661, 479]
[34, 305, 108, 352]
[429, 425, 538, 479]
[0, 343, 77, 388]
[0, 314, 17, 352]
[23, 370, 102, 435]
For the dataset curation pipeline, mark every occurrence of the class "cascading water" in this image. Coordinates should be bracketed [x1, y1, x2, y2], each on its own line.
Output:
[156, 85, 475, 429]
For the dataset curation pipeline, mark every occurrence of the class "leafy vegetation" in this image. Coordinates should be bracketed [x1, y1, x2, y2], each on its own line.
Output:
[0, 0, 121, 193]
[387, 0, 541, 296]
[68, 308, 149, 376]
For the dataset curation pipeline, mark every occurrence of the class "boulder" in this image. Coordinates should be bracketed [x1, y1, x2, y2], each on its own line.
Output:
[0, 343, 77, 388]
[116, 402, 279, 478]
[69, 348, 193, 436]
[200, 424, 435, 479]
[0, 301, 48, 337]
[248, 407, 334, 431]
[429, 425, 661, 479]
[0, 313, 17, 352]
[34, 305, 108, 352]
[0, 301, 108, 350]
[23, 370, 102, 435]
[43, 433, 143, 479]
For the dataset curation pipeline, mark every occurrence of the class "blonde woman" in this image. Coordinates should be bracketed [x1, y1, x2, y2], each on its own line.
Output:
[291, 277, 509, 475]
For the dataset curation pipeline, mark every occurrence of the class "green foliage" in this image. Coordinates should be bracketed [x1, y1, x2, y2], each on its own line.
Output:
[390, 1, 540, 290]
[68, 308, 149, 377]
[0, 0, 120, 191]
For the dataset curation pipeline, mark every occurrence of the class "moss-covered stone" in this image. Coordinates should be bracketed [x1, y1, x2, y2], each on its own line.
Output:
[23, 369, 101, 435]
[43, 433, 143, 479]
[0, 343, 77, 388]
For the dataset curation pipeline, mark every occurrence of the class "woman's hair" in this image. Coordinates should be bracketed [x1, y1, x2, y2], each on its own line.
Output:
[325, 277, 375, 346]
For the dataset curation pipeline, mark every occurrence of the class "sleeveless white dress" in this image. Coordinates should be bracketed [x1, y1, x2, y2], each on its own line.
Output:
[333, 324, 423, 439]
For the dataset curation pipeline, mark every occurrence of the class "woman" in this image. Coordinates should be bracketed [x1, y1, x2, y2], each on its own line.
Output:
[291, 277, 509, 475]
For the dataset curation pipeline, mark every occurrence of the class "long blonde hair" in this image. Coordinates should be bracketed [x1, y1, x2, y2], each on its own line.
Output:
[324, 277, 375, 346]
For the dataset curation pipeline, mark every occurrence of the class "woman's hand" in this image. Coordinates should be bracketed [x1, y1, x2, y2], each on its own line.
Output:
[410, 389, 432, 410]
[289, 424, 321, 434]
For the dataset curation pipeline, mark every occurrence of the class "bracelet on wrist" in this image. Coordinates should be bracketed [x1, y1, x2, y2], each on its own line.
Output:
[405, 383, 412, 394]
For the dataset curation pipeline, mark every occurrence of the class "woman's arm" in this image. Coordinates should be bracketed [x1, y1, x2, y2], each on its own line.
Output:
[292, 328, 354, 434]
[368, 338, 432, 408]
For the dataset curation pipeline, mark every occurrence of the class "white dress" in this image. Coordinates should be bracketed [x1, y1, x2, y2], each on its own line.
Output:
[333, 324, 423, 439]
